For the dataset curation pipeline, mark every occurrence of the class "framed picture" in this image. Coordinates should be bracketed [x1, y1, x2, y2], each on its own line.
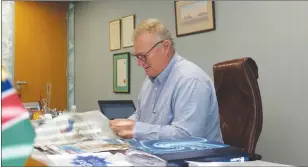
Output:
[113, 52, 130, 93]
[174, 1, 215, 37]
[121, 14, 135, 48]
[109, 19, 121, 51]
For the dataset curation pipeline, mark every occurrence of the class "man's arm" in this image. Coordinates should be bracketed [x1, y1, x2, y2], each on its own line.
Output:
[128, 96, 141, 121]
[133, 78, 214, 140]
[128, 112, 136, 120]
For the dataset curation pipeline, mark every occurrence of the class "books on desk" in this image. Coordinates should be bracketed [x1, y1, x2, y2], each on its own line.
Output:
[126, 136, 250, 167]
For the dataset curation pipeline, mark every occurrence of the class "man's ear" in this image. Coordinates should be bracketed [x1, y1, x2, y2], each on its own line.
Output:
[163, 40, 171, 50]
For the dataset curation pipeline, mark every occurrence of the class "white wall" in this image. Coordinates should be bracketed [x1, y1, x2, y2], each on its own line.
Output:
[2, 1, 14, 79]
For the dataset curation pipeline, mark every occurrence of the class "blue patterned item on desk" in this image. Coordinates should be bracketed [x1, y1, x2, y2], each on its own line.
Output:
[47, 152, 133, 166]
[128, 136, 250, 167]
[129, 136, 228, 154]
[72, 155, 111, 166]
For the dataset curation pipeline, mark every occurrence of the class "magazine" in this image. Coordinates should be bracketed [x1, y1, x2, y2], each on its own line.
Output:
[126, 137, 249, 166]
[48, 138, 130, 154]
[128, 136, 229, 154]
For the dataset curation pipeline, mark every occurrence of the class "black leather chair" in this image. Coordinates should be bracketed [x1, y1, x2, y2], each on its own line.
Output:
[213, 57, 263, 160]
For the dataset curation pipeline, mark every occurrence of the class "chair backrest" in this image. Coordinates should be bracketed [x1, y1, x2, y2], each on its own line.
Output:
[213, 57, 263, 154]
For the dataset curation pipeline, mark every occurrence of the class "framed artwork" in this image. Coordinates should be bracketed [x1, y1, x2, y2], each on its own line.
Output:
[121, 14, 135, 48]
[174, 1, 215, 37]
[109, 19, 121, 51]
[113, 52, 130, 93]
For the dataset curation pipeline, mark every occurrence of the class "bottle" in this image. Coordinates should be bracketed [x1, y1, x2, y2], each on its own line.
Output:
[71, 105, 77, 113]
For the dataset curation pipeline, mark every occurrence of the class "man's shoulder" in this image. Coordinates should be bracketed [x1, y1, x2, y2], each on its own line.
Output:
[172, 55, 212, 82]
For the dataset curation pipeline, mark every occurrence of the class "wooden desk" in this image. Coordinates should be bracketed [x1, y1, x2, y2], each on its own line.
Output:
[25, 157, 47, 167]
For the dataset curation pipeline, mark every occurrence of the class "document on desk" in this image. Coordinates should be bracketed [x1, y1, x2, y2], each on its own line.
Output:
[46, 152, 133, 166]
[185, 160, 292, 166]
[33, 110, 127, 153]
[48, 139, 130, 154]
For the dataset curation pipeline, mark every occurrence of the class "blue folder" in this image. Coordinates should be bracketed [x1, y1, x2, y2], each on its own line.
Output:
[127, 137, 250, 167]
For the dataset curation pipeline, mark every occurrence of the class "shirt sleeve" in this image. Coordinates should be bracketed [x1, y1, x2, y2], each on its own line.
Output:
[128, 113, 136, 120]
[133, 77, 214, 140]
[128, 95, 141, 121]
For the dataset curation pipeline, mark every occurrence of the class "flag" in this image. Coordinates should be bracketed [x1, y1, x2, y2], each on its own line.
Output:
[2, 67, 36, 166]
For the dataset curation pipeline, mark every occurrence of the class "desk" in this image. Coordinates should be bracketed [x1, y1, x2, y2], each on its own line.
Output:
[25, 157, 46, 167]
[29, 149, 292, 167]
[25, 149, 50, 167]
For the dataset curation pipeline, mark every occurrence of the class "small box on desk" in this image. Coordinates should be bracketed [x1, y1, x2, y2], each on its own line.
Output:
[126, 137, 250, 167]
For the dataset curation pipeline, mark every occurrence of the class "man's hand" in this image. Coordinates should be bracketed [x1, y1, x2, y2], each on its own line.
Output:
[109, 119, 135, 139]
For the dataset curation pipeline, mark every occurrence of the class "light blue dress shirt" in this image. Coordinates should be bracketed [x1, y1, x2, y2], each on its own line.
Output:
[129, 53, 223, 143]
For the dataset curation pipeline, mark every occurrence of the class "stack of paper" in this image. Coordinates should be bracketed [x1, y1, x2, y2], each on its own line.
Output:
[125, 148, 167, 166]
[48, 139, 130, 154]
[30, 110, 136, 166]
[33, 110, 121, 153]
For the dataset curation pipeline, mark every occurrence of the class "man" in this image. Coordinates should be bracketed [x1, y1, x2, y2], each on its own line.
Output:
[110, 18, 223, 143]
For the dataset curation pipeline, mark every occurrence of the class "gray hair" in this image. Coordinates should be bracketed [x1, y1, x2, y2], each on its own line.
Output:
[133, 18, 175, 51]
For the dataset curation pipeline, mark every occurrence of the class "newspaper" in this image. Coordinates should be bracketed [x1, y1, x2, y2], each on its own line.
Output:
[48, 139, 130, 154]
[34, 110, 128, 154]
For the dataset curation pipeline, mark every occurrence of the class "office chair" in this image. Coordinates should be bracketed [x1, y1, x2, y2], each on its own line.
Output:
[213, 57, 263, 161]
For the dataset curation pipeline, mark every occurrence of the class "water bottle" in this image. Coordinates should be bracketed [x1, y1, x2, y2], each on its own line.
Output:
[71, 105, 77, 113]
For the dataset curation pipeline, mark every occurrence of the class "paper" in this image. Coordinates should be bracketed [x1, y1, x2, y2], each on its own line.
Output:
[34, 110, 120, 152]
[125, 149, 167, 167]
[48, 139, 130, 154]
[185, 160, 292, 167]
[122, 15, 134, 47]
[47, 152, 133, 166]
[109, 20, 121, 50]
[117, 59, 127, 87]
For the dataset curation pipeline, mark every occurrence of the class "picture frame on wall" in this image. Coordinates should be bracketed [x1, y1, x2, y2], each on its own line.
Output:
[113, 52, 130, 93]
[121, 14, 135, 48]
[174, 1, 215, 37]
[109, 19, 121, 51]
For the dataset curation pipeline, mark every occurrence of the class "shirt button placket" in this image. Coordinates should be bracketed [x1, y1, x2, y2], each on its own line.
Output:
[153, 87, 158, 114]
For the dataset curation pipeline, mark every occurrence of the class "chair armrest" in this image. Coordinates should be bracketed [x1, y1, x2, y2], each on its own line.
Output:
[249, 153, 262, 161]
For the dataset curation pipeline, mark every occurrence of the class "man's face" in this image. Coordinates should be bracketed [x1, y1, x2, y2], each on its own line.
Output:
[133, 32, 169, 77]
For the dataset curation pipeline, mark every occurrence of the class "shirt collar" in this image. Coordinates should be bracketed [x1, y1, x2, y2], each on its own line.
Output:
[150, 52, 180, 85]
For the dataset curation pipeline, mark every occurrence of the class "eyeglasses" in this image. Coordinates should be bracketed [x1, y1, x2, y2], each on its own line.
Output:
[132, 40, 164, 62]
